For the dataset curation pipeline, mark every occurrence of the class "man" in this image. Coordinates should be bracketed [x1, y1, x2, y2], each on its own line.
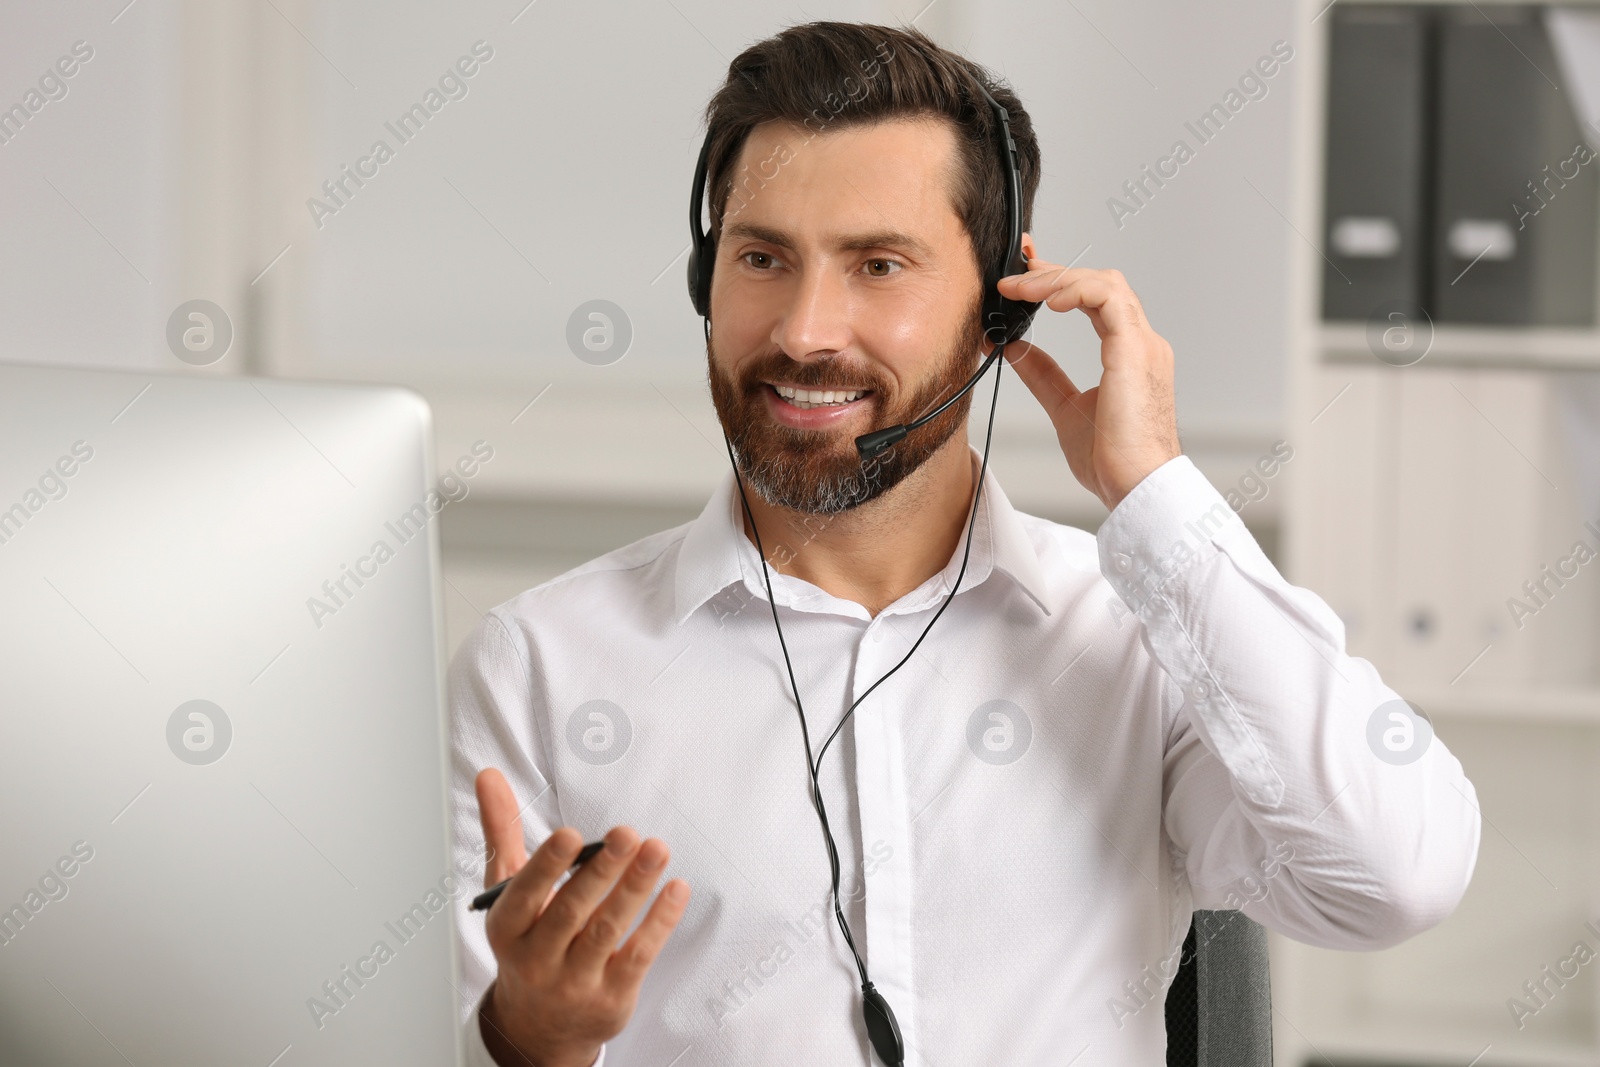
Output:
[449, 21, 1479, 1067]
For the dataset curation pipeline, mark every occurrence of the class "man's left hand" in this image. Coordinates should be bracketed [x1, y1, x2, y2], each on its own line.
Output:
[995, 236, 1182, 511]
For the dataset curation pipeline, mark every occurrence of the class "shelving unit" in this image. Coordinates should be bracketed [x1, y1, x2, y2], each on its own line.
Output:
[1277, 1, 1600, 1064]
[1318, 323, 1600, 371]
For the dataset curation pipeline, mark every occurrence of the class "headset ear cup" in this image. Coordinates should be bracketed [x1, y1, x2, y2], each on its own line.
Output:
[686, 243, 699, 313]
[687, 240, 711, 317]
[1011, 295, 1036, 342]
[997, 223, 1039, 343]
[1004, 295, 1042, 344]
[981, 274, 1041, 347]
[700, 239, 715, 318]
[980, 288, 1005, 348]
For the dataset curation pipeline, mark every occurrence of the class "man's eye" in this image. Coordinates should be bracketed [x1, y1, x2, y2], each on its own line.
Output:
[742, 252, 777, 269]
[864, 258, 902, 277]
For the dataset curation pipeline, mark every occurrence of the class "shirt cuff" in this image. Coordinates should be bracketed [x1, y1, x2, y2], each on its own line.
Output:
[1096, 454, 1250, 614]
[463, 988, 608, 1067]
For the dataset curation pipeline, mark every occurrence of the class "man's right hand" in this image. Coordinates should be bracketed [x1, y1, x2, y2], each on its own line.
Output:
[474, 768, 691, 1067]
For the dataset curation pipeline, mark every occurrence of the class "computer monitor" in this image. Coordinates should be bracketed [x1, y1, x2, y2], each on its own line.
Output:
[0, 361, 465, 1066]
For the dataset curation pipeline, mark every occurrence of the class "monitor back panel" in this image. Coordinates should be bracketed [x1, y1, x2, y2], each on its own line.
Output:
[0, 363, 462, 1067]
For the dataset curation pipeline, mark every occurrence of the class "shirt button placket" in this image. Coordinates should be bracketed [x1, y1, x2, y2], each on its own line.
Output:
[851, 614, 917, 1065]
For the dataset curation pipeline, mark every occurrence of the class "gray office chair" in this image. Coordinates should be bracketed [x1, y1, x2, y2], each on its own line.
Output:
[1164, 910, 1273, 1067]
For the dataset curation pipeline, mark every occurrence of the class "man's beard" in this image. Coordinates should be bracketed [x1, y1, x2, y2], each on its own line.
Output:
[706, 304, 985, 515]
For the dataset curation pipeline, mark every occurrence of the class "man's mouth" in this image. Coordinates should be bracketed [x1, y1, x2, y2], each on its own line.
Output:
[767, 383, 874, 410]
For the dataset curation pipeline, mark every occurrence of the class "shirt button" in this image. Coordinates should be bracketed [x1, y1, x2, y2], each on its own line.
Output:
[1113, 552, 1133, 573]
[1193, 681, 1209, 699]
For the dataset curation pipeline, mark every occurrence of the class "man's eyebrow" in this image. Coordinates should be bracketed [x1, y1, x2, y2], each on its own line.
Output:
[722, 221, 934, 259]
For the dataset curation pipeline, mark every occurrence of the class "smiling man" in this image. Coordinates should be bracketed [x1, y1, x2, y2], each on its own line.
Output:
[448, 21, 1481, 1067]
[704, 112, 1008, 614]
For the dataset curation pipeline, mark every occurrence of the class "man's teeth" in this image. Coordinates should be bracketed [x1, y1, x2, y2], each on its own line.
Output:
[773, 384, 870, 410]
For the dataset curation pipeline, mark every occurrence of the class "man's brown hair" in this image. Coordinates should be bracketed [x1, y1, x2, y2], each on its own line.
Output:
[699, 21, 1041, 299]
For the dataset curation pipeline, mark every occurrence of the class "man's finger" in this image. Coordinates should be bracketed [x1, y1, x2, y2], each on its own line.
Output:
[996, 262, 1096, 294]
[999, 269, 1146, 337]
[475, 768, 529, 887]
[604, 880, 691, 994]
[566, 838, 671, 980]
[526, 825, 642, 963]
[484, 825, 585, 946]
[1003, 338, 1083, 420]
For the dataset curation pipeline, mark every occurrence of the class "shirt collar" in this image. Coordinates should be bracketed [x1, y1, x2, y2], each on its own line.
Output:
[674, 443, 1052, 625]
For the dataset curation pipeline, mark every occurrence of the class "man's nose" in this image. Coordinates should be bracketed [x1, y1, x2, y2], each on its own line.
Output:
[772, 263, 855, 361]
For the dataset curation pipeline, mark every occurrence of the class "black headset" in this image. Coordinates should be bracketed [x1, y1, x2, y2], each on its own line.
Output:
[687, 73, 1039, 1067]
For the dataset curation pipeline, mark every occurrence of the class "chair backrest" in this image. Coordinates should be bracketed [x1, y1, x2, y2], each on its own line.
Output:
[1164, 910, 1273, 1067]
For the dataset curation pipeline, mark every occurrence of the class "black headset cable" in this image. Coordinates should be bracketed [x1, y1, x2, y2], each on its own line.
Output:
[715, 323, 1009, 1065]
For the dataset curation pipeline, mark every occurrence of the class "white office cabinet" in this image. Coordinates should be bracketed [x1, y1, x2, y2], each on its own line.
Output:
[1292, 366, 1387, 654]
[1389, 368, 1548, 690]
[1289, 364, 1594, 693]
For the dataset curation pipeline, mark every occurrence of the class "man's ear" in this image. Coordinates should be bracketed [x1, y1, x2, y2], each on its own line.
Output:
[1020, 231, 1037, 263]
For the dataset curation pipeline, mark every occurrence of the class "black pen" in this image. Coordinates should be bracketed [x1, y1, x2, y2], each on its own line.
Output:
[470, 840, 606, 912]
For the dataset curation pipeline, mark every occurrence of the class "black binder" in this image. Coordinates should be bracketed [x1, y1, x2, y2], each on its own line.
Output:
[1322, 5, 1432, 321]
[1432, 5, 1598, 325]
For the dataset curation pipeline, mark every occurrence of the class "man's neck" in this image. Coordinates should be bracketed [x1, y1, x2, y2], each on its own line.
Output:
[736, 431, 978, 618]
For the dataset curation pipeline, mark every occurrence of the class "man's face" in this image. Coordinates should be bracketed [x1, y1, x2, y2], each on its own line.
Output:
[705, 116, 986, 515]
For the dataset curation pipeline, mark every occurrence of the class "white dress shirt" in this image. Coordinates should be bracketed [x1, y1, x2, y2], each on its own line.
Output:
[448, 446, 1480, 1067]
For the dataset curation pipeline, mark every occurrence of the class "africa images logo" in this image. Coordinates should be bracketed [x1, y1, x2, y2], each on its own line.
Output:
[566, 700, 632, 766]
[967, 699, 1032, 765]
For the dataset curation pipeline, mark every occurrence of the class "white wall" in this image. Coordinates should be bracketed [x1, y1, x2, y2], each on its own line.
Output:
[0, 0, 1297, 523]
[0, 1, 179, 368]
[294, 0, 1295, 436]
